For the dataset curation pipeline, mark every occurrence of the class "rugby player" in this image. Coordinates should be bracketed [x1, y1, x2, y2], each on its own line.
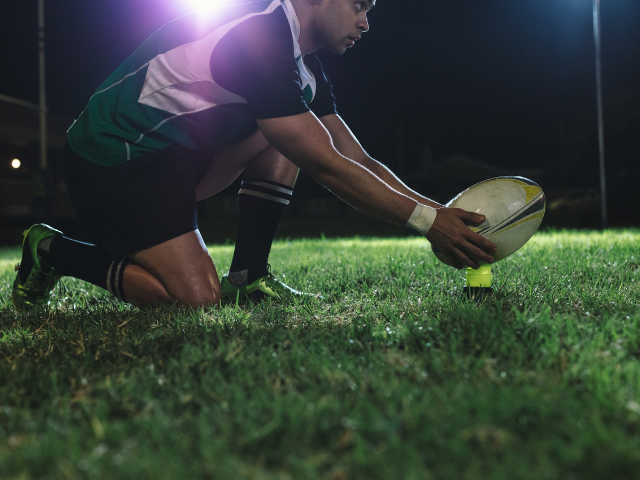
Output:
[12, 0, 497, 311]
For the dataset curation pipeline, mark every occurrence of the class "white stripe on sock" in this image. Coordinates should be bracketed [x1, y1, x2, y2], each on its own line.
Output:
[238, 189, 290, 205]
[114, 258, 126, 302]
[242, 180, 293, 195]
[106, 260, 115, 296]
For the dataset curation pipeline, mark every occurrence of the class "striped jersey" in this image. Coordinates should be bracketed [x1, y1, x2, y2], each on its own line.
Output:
[67, 0, 337, 166]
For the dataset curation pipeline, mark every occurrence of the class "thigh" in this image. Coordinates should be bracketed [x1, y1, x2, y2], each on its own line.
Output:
[64, 143, 213, 257]
[129, 230, 221, 308]
[196, 129, 299, 201]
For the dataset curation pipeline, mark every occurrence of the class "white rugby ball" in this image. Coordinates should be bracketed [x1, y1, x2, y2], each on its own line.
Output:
[432, 176, 546, 266]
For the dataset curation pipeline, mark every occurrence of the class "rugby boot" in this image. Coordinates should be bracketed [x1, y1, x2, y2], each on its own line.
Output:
[220, 264, 319, 303]
[12, 224, 62, 312]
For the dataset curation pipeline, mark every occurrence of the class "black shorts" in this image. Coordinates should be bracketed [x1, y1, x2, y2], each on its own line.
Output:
[63, 143, 214, 257]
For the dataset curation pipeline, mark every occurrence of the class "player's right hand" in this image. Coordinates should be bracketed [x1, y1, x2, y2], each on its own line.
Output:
[425, 208, 498, 269]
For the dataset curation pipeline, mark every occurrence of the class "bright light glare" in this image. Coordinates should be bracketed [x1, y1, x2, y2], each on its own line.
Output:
[185, 0, 225, 12]
[11, 159, 21, 169]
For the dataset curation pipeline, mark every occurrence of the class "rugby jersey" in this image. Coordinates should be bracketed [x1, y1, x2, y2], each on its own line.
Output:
[67, 0, 337, 166]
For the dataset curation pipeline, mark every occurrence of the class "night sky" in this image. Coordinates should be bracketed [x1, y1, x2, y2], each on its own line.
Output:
[2, 0, 639, 187]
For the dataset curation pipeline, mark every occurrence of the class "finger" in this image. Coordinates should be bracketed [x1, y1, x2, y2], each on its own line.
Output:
[457, 210, 486, 226]
[465, 230, 498, 253]
[443, 252, 464, 270]
[452, 249, 479, 270]
[462, 243, 495, 265]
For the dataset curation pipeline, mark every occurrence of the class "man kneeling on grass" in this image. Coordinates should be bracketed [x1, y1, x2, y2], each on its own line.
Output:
[12, 0, 497, 311]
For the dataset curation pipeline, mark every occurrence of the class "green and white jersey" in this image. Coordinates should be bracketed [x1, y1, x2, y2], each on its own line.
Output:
[67, 0, 337, 166]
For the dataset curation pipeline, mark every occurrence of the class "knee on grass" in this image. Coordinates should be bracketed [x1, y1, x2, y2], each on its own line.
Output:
[172, 287, 221, 309]
[160, 273, 222, 308]
[126, 277, 220, 309]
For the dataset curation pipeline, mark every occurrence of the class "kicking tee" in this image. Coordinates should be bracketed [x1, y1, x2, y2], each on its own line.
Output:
[67, 0, 337, 166]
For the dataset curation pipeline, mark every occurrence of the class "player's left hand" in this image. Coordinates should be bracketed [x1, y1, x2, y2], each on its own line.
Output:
[426, 208, 497, 269]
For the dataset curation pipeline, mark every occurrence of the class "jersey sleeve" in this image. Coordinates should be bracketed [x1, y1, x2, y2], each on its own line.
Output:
[209, 8, 310, 120]
[304, 54, 338, 118]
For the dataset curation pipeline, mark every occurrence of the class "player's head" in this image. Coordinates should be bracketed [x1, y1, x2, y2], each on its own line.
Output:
[303, 0, 375, 54]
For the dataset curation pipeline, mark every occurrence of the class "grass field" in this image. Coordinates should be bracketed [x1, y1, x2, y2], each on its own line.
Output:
[1, 229, 639, 479]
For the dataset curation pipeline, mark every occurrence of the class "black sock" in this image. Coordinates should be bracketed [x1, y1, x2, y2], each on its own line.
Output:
[229, 177, 293, 283]
[42, 236, 130, 303]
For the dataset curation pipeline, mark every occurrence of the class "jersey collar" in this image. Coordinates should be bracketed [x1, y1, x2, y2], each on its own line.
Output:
[280, 0, 303, 60]
[281, 0, 316, 103]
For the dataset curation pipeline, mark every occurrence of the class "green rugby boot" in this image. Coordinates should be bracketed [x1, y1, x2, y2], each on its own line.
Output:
[220, 265, 319, 303]
[12, 224, 62, 312]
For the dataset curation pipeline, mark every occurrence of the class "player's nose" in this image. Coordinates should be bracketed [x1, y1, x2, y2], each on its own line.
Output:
[358, 15, 369, 33]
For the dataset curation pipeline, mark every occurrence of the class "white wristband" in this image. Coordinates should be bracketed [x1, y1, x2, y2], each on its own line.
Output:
[406, 203, 438, 236]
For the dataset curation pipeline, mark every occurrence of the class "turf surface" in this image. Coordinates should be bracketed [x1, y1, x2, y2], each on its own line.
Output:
[1, 229, 639, 479]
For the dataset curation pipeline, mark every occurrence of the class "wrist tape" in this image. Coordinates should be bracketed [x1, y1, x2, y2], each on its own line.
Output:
[406, 203, 438, 236]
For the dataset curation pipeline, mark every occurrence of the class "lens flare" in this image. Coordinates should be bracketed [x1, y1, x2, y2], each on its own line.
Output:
[184, 0, 226, 12]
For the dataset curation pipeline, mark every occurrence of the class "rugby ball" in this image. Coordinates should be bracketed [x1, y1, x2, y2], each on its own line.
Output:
[432, 176, 546, 266]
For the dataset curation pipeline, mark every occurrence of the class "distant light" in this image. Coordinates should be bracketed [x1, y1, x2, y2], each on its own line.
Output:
[11, 159, 21, 169]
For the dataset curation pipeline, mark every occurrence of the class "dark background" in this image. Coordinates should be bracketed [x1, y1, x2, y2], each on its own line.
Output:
[1, 0, 639, 239]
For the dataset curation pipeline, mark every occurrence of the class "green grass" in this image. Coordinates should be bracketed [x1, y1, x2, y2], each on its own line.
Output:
[1, 229, 639, 479]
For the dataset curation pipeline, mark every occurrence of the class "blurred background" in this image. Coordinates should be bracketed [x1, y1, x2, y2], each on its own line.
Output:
[1, 0, 639, 245]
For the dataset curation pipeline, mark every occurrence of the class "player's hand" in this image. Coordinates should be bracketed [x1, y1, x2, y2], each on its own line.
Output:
[426, 208, 498, 269]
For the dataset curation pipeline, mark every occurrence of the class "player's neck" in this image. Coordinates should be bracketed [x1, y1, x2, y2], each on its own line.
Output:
[290, 0, 323, 54]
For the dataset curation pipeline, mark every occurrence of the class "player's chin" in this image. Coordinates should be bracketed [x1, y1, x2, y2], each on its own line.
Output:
[329, 47, 348, 55]
[327, 42, 349, 54]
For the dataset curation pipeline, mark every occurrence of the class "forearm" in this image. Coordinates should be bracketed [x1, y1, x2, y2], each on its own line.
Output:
[361, 157, 443, 208]
[319, 115, 443, 209]
[281, 139, 419, 225]
[314, 154, 418, 225]
[257, 114, 417, 226]
[308, 154, 437, 236]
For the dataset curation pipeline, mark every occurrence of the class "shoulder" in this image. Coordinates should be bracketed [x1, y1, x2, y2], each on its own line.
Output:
[210, 3, 297, 79]
[220, 2, 293, 50]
